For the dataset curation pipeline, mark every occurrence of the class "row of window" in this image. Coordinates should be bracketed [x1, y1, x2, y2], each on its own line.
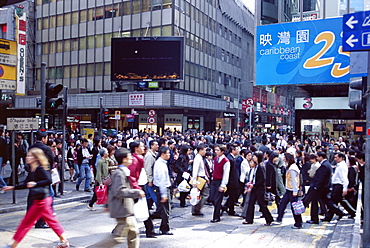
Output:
[37, 63, 111, 80]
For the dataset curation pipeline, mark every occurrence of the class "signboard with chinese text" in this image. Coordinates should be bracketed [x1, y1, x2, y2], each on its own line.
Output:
[15, 6, 26, 95]
[342, 11, 370, 51]
[7, 117, 39, 131]
[128, 93, 144, 106]
[256, 18, 363, 85]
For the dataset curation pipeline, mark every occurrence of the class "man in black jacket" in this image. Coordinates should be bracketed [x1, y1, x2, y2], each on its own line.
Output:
[309, 151, 345, 223]
[223, 145, 240, 216]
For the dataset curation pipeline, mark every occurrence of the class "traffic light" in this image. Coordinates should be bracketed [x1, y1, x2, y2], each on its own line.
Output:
[102, 108, 109, 128]
[46, 83, 63, 111]
[348, 77, 366, 117]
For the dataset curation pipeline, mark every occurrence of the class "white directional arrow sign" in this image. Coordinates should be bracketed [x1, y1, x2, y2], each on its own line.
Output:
[346, 15, 358, 29]
[346, 34, 359, 47]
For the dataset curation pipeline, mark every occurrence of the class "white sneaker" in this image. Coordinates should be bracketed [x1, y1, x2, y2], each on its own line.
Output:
[0, 189, 5, 194]
[87, 205, 96, 211]
[56, 240, 69, 248]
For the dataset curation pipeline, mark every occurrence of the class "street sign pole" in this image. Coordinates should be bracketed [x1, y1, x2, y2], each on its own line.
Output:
[60, 86, 67, 195]
[40, 62, 46, 130]
[11, 130, 16, 204]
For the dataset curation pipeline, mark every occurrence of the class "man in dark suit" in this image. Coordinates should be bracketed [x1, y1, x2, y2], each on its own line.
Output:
[223, 145, 240, 216]
[309, 151, 344, 223]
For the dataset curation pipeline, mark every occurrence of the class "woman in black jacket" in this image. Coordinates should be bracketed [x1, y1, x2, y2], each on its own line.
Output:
[3, 148, 69, 248]
[243, 151, 273, 226]
[266, 152, 280, 208]
[174, 145, 191, 207]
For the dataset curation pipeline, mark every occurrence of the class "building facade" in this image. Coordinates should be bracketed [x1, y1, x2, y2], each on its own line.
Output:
[9, 0, 255, 133]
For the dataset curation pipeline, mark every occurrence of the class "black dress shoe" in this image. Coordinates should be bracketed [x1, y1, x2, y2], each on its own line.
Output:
[320, 218, 331, 222]
[228, 212, 240, 217]
[84, 189, 92, 192]
[210, 219, 220, 223]
[180, 204, 188, 208]
[76, 185, 79, 191]
[242, 221, 253, 224]
[192, 213, 204, 216]
[161, 231, 174, 235]
[146, 234, 157, 238]
[306, 220, 319, 224]
[35, 224, 50, 229]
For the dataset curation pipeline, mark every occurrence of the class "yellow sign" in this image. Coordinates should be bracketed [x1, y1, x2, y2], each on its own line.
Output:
[0, 64, 16, 81]
[0, 39, 17, 55]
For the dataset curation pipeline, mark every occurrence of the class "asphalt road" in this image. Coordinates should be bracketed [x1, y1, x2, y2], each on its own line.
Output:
[0, 197, 339, 248]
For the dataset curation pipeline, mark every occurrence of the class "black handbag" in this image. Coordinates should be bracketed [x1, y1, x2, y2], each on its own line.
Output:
[264, 192, 275, 202]
[29, 186, 47, 200]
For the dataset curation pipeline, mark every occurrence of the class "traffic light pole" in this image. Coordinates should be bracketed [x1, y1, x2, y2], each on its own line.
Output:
[99, 97, 103, 137]
[60, 86, 68, 195]
[40, 62, 46, 130]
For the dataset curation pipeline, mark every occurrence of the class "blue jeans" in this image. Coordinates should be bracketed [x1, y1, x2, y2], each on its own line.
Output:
[0, 157, 7, 188]
[76, 163, 92, 190]
[73, 163, 80, 181]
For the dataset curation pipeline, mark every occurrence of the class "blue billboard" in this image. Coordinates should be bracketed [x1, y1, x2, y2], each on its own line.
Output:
[256, 17, 361, 85]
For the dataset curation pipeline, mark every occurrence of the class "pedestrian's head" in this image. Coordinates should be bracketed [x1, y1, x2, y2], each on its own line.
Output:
[26, 148, 49, 171]
[355, 152, 365, 163]
[253, 151, 264, 164]
[158, 146, 170, 160]
[214, 144, 226, 157]
[99, 147, 108, 157]
[81, 138, 89, 148]
[129, 141, 145, 155]
[114, 148, 132, 166]
[316, 151, 327, 162]
[36, 131, 48, 144]
[197, 144, 207, 156]
[308, 153, 317, 164]
[334, 152, 345, 163]
[149, 140, 159, 151]
[284, 152, 295, 167]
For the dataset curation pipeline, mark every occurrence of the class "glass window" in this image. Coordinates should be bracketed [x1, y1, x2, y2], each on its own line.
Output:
[36, 68, 41, 80]
[88, 9, 95, 22]
[162, 25, 171, 36]
[56, 67, 63, 79]
[57, 15, 63, 27]
[49, 41, 55, 53]
[133, 0, 140, 14]
[36, 0, 42, 5]
[72, 12, 79, 24]
[50, 16, 56, 28]
[152, 0, 162, 11]
[113, 4, 121, 17]
[122, 2, 131, 15]
[226, 52, 229, 63]
[48, 67, 55, 79]
[104, 33, 112, 47]
[87, 64, 95, 76]
[64, 13, 71, 26]
[80, 10, 87, 22]
[64, 40, 70, 52]
[57, 40, 63, 53]
[71, 65, 78, 77]
[42, 17, 49, 29]
[96, 63, 103, 76]
[79, 64, 86, 77]
[163, 0, 171, 9]
[42, 43, 49, 54]
[95, 7, 104, 21]
[87, 36, 94, 49]
[96, 34, 103, 48]
[79, 37, 86, 49]
[105, 5, 117, 19]
[152, 27, 161, 36]
[104, 62, 111, 75]
[37, 19, 42, 30]
[71, 38, 78, 51]
[132, 29, 141, 36]
[221, 49, 224, 61]
[142, 0, 150, 12]
[64, 66, 70, 78]
[121, 31, 130, 37]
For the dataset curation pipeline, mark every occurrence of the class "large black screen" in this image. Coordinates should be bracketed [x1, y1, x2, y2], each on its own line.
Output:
[111, 37, 184, 82]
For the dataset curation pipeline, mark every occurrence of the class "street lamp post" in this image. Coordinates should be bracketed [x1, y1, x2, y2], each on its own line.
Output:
[237, 81, 252, 134]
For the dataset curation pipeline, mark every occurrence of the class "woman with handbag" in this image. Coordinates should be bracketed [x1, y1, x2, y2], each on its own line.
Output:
[2, 148, 69, 248]
[174, 145, 192, 207]
[87, 148, 110, 211]
[275, 152, 303, 229]
[243, 151, 273, 226]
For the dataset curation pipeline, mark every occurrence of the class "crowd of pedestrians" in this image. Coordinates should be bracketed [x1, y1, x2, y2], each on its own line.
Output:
[0, 128, 366, 248]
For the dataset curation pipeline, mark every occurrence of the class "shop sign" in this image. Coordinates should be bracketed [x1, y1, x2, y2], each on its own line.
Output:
[165, 114, 182, 123]
[262, 104, 267, 112]
[15, 6, 27, 95]
[129, 93, 144, 106]
[256, 102, 261, 112]
[7, 117, 38, 130]
[66, 116, 80, 123]
[126, 114, 135, 122]
[223, 112, 236, 118]
[148, 82, 159, 88]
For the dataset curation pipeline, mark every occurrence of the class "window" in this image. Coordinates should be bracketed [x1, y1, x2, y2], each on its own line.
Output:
[88, 9, 95, 22]
[87, 36, 95, 49]
[48, 67, 55, 79]
[36, 69, 41, 80]
[56, 67, 63, 79]
[142, 0, 150, 12]
[50, 16, 56, 28]
[80, 10, 87, 22]
[71, 38, 78, 51]
[56, 40, 63, 53]
[96, 34, 103, 48]
[64, 40, 70, 52]
[94, 7, 104, 21]
[96, 63, 103, 76]
[133, 0, 141, 14]
[163, 0, 171, 9]
[104, 33, 112, 47]
[49, 41, 55, 53]
[64, 13, 71, 26]
[64, 66, 70, 78]
[226, 52, 229, 63]
[132, 29, 141, 37]
[42, 17, 49, 29]
[42, 43, 49, 54]
[79, 37, 86, 49]
[104, 63, 111, 75]
[87, 64, 94, 77]
[37, 19, 42, 30]
[121, 31, 130, 37]
[221, 49, 224, 61]
[152, 27, 160, 36]
[72, 12, 79, 24]
[57, 15, 63, 27]
[71, 65, 78, 77]
[122, 2, 131, 15]
[79, 64, 86, 77]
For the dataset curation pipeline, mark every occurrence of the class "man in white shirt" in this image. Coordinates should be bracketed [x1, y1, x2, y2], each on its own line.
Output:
[286, 141, 296, 157]
[191, 145, 209, 216]
[276, 136, 287, 149]
[153, 146, 173, 235]
[325, 153, 356, 220]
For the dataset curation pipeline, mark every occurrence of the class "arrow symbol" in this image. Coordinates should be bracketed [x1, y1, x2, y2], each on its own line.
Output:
[346, 34, 359, 47]
[346, 15, 358, 29]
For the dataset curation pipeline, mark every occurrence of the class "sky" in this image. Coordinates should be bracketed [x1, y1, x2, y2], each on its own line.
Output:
[242, 0, 255, 13]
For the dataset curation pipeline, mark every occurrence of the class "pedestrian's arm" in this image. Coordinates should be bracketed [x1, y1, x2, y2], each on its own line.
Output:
[220, 161, 230, 188]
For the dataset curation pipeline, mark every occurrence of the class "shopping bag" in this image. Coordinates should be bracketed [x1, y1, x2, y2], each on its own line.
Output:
[137, 168, 147, 186]
[134, 197, 149, 222]
[292, 200, 306, 215]
[189, 188, 200, 206]
[178, 179, 191, 192]
[51, 168, 61, 185]
[96, 185, 108, 205]
[102, 175, 111, 186]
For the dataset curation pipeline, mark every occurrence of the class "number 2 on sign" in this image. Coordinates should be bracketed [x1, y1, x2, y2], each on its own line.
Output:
[303, 31, 349, 78]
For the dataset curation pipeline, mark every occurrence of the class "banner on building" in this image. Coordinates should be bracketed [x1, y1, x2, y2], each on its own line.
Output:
[15, 6, 26, 95]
